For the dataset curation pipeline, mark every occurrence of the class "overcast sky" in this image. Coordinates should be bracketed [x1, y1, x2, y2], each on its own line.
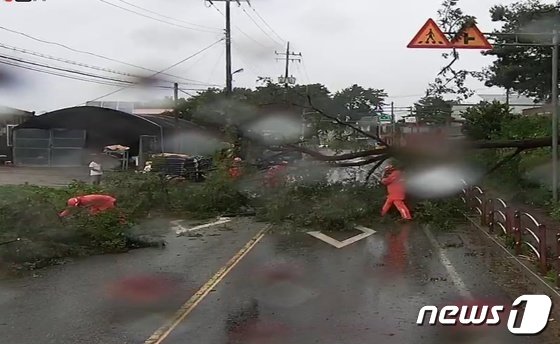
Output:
[0, 0, 546, 113]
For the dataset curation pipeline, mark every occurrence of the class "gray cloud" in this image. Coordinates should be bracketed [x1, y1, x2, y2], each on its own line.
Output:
[0, 0, 519, 112]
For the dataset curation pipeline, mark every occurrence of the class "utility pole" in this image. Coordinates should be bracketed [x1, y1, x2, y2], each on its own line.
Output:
[205, 0, 250, 96]
[225, 0, 232, 95]
[275, 41, 302, 96]
[173, 83, 179, 109]
[553, 30, 559, 202]
[173, 82, 180, 152]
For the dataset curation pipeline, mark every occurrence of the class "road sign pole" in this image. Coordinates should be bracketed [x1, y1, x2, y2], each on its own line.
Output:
[552, 30, 559, 202]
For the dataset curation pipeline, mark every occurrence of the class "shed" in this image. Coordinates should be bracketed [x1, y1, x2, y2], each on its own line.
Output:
[13, 106, 215, 167]
[0, 105, 34, 163]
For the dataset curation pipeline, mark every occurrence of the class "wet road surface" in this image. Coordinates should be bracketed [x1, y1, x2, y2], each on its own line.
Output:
[1, 219, 559, 343]
[0, 218, 264, 344]
[158, 223, 557, 344]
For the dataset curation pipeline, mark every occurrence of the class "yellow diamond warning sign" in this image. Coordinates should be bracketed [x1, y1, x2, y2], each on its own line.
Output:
[407, 19, 451, 48]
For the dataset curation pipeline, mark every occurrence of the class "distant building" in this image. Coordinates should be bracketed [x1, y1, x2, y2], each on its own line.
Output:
[451, 93, 542, 120]
[85, 101, 174, 116]
[13, 106, 222, 167]
[0, 105, 34, 163]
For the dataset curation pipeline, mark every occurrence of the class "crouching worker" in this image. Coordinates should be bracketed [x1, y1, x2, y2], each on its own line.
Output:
[59, 194, 117, 217]
[381, 164, 412, 221]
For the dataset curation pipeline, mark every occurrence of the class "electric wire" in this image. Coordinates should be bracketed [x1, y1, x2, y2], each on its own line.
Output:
[96, 0, 219, 33]
[112, 0, 219, 30]
[0, 25, 216, 84]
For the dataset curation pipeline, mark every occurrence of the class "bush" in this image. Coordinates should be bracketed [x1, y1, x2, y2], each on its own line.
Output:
[0, 169, 253, 270]
[255, 182, 386, 231]
[413, 197, 465, 231]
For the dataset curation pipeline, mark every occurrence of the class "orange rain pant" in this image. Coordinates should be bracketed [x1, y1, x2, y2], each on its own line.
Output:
[381, 198, 412, 220]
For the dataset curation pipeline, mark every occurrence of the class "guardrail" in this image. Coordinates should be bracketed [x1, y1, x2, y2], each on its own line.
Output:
[461, 183, 560, 287]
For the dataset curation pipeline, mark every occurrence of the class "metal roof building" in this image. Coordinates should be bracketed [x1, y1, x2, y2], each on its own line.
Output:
[13, 106, 221, 167]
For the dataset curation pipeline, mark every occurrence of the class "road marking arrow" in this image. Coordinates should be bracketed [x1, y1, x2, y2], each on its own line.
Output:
[173, 217, 232, 235]
[307, 226, 376, 248]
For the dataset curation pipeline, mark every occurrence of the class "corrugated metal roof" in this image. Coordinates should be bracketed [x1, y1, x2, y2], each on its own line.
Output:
[138, 114, 203, 131]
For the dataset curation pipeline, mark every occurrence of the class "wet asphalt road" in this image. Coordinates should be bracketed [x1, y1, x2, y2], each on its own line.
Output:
[0, 219, 558, 343]
[0, 218, 264, 344]
[160, 223, 552, 344]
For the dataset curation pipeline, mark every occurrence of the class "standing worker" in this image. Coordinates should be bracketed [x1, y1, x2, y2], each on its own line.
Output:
[228, 157, 243, 180]
[89, 154, 103, 185]
[380, 164, 412, 220]
[264, 161, 288, 188]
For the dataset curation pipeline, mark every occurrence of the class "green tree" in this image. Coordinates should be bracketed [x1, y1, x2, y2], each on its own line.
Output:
[414, 95, 455, 125]
[484, 1, 560, 101]
[461, 101, 514, 140]
[332, 84, 387, 120]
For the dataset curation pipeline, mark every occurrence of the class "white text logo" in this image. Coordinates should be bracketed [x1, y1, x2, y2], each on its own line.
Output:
[417, 295, 552, 335]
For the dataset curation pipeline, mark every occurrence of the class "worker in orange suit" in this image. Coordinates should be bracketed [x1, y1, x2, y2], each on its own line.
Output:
[380, 164, 412, 220]
[264, 161, 288, 188]
[228, 157, 243, 180]
[59, 194, 117, 218]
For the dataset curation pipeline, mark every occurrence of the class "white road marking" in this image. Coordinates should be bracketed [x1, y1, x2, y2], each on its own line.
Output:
[307, 226, 376, 249]
[422, 225, 473, 300]
[173, 217, 232, 235]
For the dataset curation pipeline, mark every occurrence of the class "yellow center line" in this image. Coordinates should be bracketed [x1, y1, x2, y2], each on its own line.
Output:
[144, 225, 270, 344]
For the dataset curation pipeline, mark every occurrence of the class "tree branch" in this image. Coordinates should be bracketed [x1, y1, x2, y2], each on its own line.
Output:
[329, 154, 388, 167]
[365, 155, 390, 183]
[271, 144, 389, 161]
[463, 137, 555, 149]
[483, 147, 524, 176]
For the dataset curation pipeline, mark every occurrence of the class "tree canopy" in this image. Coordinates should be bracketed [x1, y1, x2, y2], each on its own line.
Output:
[414, 95, 455, 125]
[483, 0, 560, 101]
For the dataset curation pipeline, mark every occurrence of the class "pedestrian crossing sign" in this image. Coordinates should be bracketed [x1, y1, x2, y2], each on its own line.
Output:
[407, 18, 451, 48]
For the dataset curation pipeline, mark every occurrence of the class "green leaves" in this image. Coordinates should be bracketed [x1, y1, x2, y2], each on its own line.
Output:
[461, 101, 514, 140]
[414, 95, 455, 125]
[485, 1, 560, 100]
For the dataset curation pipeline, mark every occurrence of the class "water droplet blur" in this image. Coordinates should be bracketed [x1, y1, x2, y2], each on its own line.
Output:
[406, 164, 478, 199]
[106, 274, 181, 305]
[170, 131, 229, 156]
[0, 65, 23, 91]
[243, 115, 302, 145]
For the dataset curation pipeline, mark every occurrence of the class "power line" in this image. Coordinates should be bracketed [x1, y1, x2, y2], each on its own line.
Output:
[301, 59, 312, 83]
[0, 60, 137, 88]
[112, 0, 219, 31]
[208, 2, 271, 49]
[246, 2, 286, 44]
[0, 43, 220, 86]
[0, 43, 139, 79]
[0, 56, 210, 92]
[0, 54, 138, 84]
[88, 38, 224, 102]
[96, 0, 220, 33]
[0, 52, 216, 88]
[232, 47, 262, 77]
[179, 89, 196, 98]
[240, 6, 283, 47]
[0, 25, 216, 84]
[156, 38, 225, 75]
[207, 46, 225, 85]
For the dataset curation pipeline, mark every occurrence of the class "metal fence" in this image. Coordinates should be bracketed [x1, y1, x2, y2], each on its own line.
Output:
[461, 183, 560, 287]
[13, 128, 86, 166]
